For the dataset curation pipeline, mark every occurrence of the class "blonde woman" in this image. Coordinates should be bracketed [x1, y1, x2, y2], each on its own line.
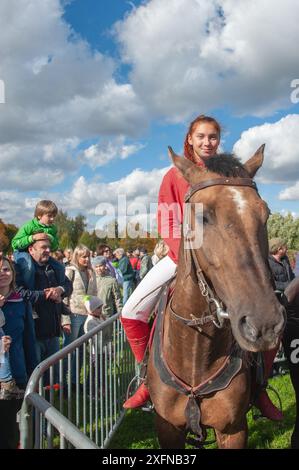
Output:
[63, 245, 97, 383]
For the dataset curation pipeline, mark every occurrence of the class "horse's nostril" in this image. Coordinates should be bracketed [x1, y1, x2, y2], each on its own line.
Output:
[239, 316, 258, 343]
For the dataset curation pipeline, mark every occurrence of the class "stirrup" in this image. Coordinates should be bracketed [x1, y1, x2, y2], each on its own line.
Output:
[126, 374, 144, 402]
[125, 375, 153, 411]
[141, 403, 154, 413]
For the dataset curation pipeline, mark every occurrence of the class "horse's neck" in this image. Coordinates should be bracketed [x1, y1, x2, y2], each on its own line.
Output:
[165, 260, 232, 386]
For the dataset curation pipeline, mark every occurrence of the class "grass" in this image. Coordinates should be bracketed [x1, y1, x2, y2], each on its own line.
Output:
[108, 373, 296, 449]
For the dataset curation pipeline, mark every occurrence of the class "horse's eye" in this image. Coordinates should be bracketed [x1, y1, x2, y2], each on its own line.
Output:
[202, 213, 210, 224]
[196, 209, 213, 225]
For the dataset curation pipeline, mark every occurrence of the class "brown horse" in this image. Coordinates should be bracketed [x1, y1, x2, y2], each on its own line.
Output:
[147, 145, 286, 449]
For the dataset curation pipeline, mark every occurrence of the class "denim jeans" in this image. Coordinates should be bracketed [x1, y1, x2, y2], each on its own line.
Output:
[0, 352, 13, 382]
[0, 329, 13, 383]
[63, 314, 87, 385]
[123, 280, 134, 305]
[35, 336, 60, 384]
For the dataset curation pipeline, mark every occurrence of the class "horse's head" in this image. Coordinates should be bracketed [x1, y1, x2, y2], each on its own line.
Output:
[170, 145, 285, 352]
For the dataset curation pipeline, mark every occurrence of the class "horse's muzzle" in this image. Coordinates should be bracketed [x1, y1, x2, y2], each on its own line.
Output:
[237, 304, 286, 351]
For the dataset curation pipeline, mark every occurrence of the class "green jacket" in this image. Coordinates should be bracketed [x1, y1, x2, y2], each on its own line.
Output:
[11, 218, 59, 251]
[118, 256, 135, 281]
[95, 274, 123, 317]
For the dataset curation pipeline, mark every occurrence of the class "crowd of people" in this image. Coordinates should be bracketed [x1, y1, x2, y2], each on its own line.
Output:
[0, 198, 168, 448]
[0, 114, 298, 449]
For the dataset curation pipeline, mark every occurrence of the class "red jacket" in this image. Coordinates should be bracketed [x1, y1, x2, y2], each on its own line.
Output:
[157, 167, 190, 264]
[130, 257, 141, 270]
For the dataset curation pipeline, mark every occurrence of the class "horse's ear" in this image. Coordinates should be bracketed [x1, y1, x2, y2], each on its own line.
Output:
[168, 146, 200, 183]
[243, 144, 265, 178]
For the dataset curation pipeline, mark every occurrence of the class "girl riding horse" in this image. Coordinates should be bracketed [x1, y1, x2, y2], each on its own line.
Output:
[121, 115, 283, 421]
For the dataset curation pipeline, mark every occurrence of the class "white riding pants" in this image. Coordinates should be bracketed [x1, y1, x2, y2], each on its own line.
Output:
[121, 255, 177, 323]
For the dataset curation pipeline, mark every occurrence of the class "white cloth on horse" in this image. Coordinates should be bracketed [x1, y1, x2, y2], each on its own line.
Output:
[122, 255, 177, 323]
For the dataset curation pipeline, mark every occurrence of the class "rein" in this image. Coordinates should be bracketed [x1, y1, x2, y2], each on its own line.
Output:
[170, 176, 258, 331]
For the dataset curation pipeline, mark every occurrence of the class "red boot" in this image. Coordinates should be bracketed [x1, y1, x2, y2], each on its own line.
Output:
[123, 382, 150, 409]
[121, 317, 151, 409]
[255, 347, 284, 421]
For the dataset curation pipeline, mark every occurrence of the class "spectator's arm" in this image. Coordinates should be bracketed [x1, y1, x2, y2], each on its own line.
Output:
[140, 258, 147, 280]
[14, 259, 46, 304]
[60, 272, 73, 299]
[16, 285, 46, 305]
[112, 280, 123, 313]
[11, 222, 35, 250]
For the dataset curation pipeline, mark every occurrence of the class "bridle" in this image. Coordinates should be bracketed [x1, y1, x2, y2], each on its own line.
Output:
[170, 176, 259, 331]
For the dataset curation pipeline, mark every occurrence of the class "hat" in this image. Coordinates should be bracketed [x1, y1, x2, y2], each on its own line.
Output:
[91, 256, 106, 267]
[84, 295, 103, 314]
[269, 238, 286, 254]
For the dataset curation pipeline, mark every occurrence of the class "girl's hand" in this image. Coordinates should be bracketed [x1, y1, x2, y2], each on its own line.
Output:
[0, 294, 6, 308]
[1, 335, 12, 352]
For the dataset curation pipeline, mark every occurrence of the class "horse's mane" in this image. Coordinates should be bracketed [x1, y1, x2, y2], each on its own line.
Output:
[205, 154, 250, 178]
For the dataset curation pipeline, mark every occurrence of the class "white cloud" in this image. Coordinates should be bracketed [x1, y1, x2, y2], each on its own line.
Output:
[34, 164, 169, 240]
[233, 114, 299, 183]
[0, 191, 37, 225]
[64, 166, 170, 214]
[115, 0, 299, 120]
[0, 0, 148, 192]
[0, 0, 148, 142]
[279, 183, 299, 201]
[0, 139, 79, 190]
[82, 136, 145, 168]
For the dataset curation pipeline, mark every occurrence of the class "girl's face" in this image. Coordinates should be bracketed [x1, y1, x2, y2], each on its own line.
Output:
[92, 306, 103, 318]
[187, 122, 220, 162]
[78, 252, 90, 268]
[0, 260, 13, 290]
[94, 264, 107, 276]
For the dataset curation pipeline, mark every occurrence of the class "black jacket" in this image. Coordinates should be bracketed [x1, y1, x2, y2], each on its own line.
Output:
[268, 255, 295, 292]
[17, 261, 73, 339]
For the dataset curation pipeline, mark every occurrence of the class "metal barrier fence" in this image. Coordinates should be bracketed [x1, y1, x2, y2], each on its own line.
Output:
[19, 314, 136, 449]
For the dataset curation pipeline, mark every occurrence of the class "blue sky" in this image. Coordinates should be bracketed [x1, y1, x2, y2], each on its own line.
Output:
[0, 0, 299, 231]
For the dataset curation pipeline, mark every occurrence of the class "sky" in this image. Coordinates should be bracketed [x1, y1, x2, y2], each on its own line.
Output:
[0, 0, 299, 234]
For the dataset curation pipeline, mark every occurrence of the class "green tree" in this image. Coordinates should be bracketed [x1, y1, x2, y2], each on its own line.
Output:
[78, 231, 94, 249]
[55, 210, 72, 240]
[55, 210, 87, 248]
[0, 219, 9, 251]
[267, 212, 299, 250]
[97, 219, 120, 246]
[5, 223, 18, 245]
[59, 231, 73, 250]
[71, 214, 86, 247]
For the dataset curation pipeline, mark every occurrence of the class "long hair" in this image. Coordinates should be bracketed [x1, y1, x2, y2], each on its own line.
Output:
[71, 244, 91, 269]
[183, 115, 221, 163]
